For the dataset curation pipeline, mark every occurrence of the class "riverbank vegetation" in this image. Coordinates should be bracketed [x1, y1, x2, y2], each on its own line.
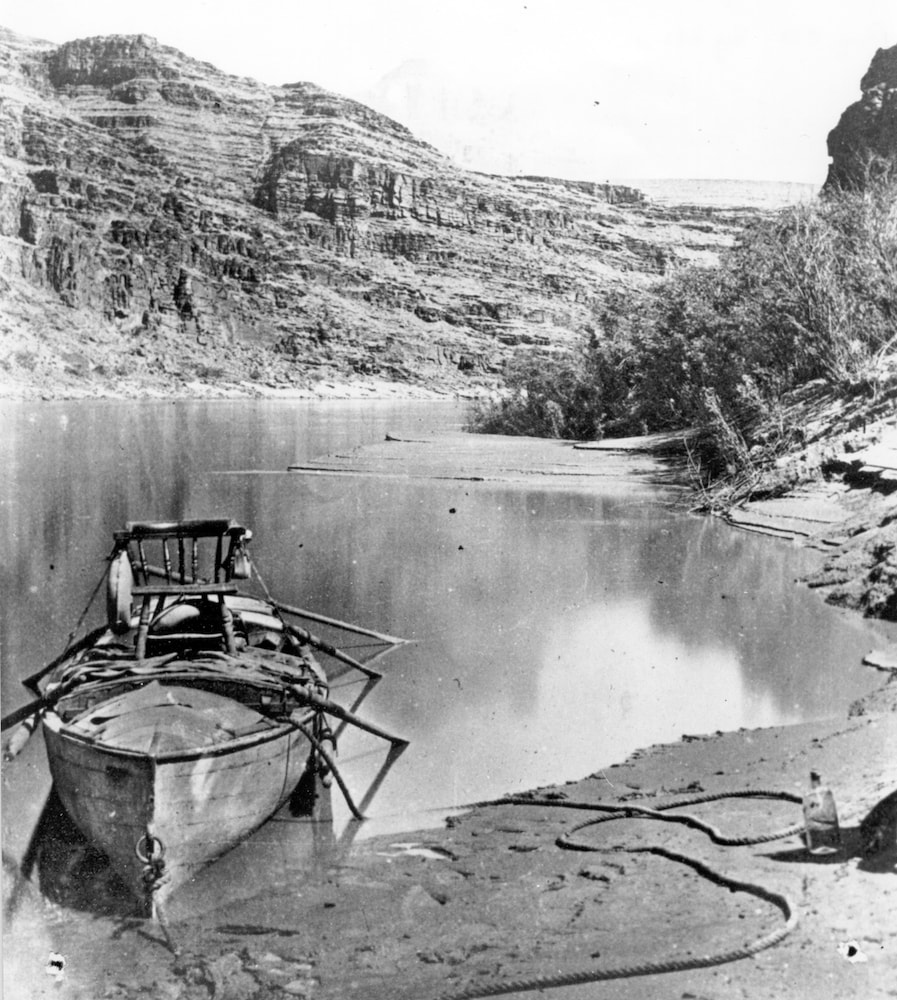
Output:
[468, 169, 897, 496]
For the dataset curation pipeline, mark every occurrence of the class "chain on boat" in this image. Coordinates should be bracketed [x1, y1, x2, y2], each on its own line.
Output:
[135, 831, 167, 900]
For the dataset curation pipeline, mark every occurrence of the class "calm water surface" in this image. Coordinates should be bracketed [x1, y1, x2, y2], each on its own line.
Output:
[2, 398, 893, 921]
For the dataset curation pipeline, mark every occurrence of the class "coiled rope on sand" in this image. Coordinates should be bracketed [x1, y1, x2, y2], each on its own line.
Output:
[433, 789, 804, 1000]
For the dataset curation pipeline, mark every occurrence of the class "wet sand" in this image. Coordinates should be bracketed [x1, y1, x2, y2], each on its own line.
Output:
[7, 712, 892, 1000]
[3, 431, 896, 1000]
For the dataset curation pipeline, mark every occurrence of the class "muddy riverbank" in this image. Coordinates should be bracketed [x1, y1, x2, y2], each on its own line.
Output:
[7, 713, 893, 1000]
[3, 419, 896, 1000]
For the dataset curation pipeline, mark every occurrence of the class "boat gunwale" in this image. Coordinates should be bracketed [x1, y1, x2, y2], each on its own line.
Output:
[40, 616, 329, 762]
[42, 706, 313, 763]
[47, 660, 326, 707]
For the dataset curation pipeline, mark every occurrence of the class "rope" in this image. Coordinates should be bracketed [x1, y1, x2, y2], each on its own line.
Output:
[432, 790, 804, 1000]
[50, 646, 329, 700]
[506, 789, 806, 848]
[62, 546, 118, 651]
[248, 558, 279, 618]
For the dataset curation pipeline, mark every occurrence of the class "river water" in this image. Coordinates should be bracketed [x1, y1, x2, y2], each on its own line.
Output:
[1, 398, 893, 923]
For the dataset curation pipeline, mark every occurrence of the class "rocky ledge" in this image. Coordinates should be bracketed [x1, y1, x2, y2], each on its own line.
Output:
[826, 42, 897, 189]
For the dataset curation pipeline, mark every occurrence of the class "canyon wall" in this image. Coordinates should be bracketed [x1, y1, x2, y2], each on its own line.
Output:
[0, 29, 748, 398]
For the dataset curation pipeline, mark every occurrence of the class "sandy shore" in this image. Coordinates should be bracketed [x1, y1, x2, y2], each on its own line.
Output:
[3, 428, 896, 1000]
[12, 713, 888, 1000]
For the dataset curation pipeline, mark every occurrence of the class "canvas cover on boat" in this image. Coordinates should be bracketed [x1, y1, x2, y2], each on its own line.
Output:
[68, 682, 274, 754]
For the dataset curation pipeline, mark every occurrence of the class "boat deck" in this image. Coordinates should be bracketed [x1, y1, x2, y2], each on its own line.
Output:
[66, 683, 277, 754]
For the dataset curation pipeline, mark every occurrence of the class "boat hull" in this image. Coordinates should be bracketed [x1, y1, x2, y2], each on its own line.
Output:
[19, 518, 395, 919]
[43, 715, 313, 915]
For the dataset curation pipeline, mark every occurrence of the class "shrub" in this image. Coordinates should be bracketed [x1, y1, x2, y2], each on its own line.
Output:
[466, 349, 605, 439]
[466, 320, 641, 440]
[631, 169, 897, 474]
[471, 169, 897, 489]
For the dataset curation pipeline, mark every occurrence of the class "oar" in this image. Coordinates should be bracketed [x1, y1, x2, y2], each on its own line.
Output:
[20, 625, 110, 695]
[1, 698, 54, 735]
[140, 562, 400, 673]
[285, 623, 382, 680]
[272, 600, 408, 647]
[330, 675, 380, 741]
[291, 686, 408, 747]
[1, 680, 82, 735]
[3, 651, 179, 736]
[295, 722, 365, 820]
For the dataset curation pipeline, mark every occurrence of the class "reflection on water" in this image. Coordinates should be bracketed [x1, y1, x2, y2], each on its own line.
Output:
[2, 399, 894, 909]
[314, 478, 893, 838]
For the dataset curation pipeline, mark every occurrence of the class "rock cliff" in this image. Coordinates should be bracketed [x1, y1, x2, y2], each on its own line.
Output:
[825, 43, 897, 190]
[0, 28, 749, 398]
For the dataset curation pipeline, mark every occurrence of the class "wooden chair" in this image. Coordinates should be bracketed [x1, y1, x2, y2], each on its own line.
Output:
[107, 520, 252, 658]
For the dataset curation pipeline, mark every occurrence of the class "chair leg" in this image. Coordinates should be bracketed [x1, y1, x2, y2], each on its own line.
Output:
[220, 600, 237, 655]
[135, 596, 153, 660]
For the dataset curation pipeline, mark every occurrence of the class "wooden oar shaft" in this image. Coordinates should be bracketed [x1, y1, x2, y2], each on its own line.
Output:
[272, 601, 407, 646]
[4, 652, 181, 735]
[1, 699, 48, 734]
[296, 722, 365, 821]
[295, 688, 408, 747]
[1, 680, 77, 733]
[285, 624, 381, 680]
[21, 625, 110, 695]
[141, 563, 407, 647]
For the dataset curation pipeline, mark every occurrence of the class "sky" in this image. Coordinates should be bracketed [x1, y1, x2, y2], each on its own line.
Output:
[4, 0, 896, 184]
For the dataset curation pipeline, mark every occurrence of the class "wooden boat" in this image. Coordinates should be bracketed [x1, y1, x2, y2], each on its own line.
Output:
[8, 519, 406, 918]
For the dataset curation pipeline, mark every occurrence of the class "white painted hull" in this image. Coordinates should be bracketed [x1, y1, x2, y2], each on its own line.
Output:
[43, 713, 313, 915]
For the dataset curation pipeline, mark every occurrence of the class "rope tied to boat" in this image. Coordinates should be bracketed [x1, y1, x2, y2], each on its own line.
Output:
[62, 545, 120, 651]
[431, 789, 804, 1000]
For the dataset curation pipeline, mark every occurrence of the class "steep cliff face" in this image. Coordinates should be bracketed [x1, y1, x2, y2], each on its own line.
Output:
[826, 43, 897, 190]
[0, 28, 747, 398]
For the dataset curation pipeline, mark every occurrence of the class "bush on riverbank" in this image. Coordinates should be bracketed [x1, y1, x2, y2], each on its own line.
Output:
[465, 315, 634, 440]
[469, 169, 897, 487]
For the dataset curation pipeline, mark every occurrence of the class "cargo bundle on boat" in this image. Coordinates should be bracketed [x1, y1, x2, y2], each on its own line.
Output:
[3, 519, 408, 918]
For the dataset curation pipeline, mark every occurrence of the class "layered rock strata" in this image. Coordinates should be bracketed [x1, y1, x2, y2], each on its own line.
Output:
[0, 29, 749, 397]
